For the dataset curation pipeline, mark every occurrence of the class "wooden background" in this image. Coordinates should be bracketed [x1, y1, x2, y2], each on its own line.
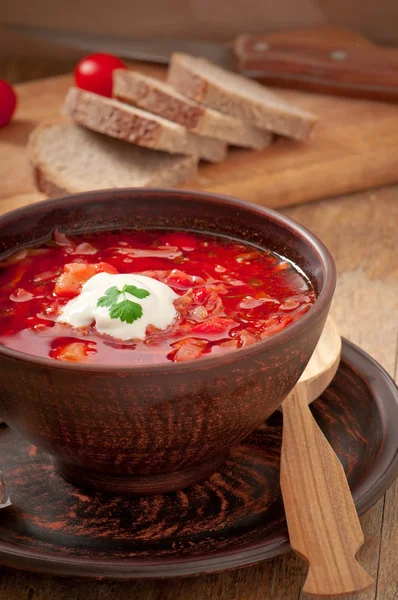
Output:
[3, 0, 398, 61]
[0, 61, 397, 599]
[6, 30, 398, 212]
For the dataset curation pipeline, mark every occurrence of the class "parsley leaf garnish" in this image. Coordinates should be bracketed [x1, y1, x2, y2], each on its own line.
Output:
[96, 284, 150, 324]
[96, 286, 120, 308]
[109, 299, 143, 324]
[123, 285, 150, 300]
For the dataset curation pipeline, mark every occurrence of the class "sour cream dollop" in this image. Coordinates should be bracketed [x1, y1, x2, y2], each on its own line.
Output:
[58, 273, 178, 341]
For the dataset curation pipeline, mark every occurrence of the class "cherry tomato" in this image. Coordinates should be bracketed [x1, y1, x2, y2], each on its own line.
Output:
[0, 80, 17, 128]
[74, 53, 127, 97]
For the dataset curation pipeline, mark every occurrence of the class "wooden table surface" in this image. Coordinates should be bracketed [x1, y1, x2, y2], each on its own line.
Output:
[0, 61, 397, 600]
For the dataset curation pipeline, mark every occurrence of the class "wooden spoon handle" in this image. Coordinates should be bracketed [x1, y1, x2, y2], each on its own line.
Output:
[280, 386, 373, 596]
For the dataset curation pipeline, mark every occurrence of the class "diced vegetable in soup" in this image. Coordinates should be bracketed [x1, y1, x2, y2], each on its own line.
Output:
[0, 230, 316, 365]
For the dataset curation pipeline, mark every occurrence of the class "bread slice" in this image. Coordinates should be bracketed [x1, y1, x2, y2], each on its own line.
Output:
[28, 123, 198, 196]
[167, 53, 318, 141]
[62, 87, 226, 163]
[113, 70, 272, 150]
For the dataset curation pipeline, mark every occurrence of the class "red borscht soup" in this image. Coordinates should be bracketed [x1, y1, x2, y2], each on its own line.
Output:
[0, 230, 316, 365]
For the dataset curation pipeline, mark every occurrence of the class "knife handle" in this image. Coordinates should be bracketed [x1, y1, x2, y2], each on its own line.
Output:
[233, 33, 398, 101]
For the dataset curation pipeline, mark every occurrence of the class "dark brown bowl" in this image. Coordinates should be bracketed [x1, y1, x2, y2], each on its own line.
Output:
[0, 189, 335, 495]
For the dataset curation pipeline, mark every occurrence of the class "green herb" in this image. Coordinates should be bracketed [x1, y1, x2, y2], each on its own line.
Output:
[96, 286, 121, 308]
[97, 284, 150, 324]
[123, 285, 150, 299]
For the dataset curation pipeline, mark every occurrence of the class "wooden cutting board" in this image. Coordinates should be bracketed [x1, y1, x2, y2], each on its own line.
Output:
[2, 27, 398, 214]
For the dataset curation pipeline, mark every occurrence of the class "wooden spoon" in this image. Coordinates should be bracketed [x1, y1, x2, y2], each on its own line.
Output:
[280, 317, 373, 596]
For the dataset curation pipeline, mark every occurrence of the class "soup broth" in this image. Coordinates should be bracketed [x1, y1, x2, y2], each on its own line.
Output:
[0, 229, 316, 365]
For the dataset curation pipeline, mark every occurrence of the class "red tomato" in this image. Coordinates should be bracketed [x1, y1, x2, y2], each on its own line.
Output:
[54, 262, 118, 298]
[52, 342, 93, 363]
[74, 53, 126, 97]
[170, 338, 208, 363]
[0, 80, 17, 128]
[191, 317, 237, 334]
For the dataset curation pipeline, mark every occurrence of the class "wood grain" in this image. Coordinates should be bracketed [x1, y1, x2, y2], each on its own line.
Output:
[0, 186, 396, 600]
[0, 54, 397, 599]
[281, 393, 372, 596]
[0, 179, 396, 600]
[5, 30, 398, 209]
[280, 319, 373, 596]
[234, 29, 398, 102]
[2, 343, 391, 582]
[299, 318, 341, 401]
[286, 189, 398, 600]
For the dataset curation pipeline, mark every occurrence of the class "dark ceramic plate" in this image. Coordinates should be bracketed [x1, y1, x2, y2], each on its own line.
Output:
[0, 339, 397, 580]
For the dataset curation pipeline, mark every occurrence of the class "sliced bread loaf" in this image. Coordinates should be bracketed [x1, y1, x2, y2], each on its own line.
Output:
[62, 87, 226, 163]
[167, 53, 318, 141]
[28, 123, 198, 196]
[113, 70, 272, 150]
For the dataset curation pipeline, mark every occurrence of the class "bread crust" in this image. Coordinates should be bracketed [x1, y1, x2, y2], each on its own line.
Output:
[168, 54, 318, 141]
[62, 87, 226, 163]
[114, 70, 272, 150]
[114, 70, 204, 130]
[28, 123, 198, 196]
[34, 167, 69, 197]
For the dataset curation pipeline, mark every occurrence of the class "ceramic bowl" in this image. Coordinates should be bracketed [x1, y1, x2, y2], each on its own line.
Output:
[0, 189, 336, 495]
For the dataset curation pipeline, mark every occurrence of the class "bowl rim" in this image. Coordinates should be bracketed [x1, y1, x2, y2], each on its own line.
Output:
[0, 188, 336, 374]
